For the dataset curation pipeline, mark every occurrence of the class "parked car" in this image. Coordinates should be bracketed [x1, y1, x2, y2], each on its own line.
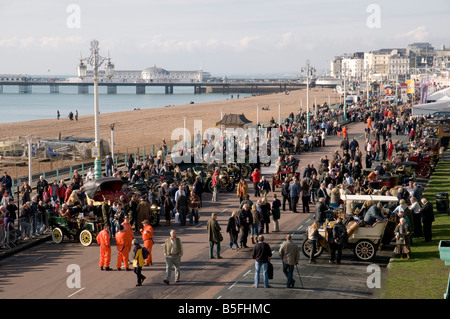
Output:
[84, 177, 129, 205]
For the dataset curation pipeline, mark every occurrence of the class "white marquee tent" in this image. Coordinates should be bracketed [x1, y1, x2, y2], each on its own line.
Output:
[427, 87, 450, 103]
[412, 99, 450, 116]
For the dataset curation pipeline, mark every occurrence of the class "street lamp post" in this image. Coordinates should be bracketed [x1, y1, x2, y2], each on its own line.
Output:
[343, 66, 347, 121]
[301, 60, 316, 134]
[366, 66, 372, 109]
[77, 39, 114, 179]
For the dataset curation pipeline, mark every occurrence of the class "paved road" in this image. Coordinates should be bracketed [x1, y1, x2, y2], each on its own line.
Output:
[0, 120, 405, 300]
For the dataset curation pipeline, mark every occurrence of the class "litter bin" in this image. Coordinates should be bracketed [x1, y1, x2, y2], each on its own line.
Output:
[438, 240, 450, 299]
[436, 192, 449, 215]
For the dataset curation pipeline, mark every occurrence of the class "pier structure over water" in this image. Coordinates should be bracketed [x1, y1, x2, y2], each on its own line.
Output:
[0, 78, 315, 95]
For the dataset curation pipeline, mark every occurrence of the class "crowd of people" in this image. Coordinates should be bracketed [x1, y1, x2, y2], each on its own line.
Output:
[1, 90, 443, 289]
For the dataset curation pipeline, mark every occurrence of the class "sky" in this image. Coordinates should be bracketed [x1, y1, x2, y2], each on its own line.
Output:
[0, 0, 449, 77]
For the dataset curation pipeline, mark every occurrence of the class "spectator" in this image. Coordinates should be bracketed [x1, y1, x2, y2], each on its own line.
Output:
[271, 194, 281, 232]
[238, 204, 253, 248]
[104, 154, 114, 177]
[206, 213, 223, 259]
[281, 177, 291, 211]
[409, 197, 422, 238]
[175, 188, 189, 226]
[329, 216, 347, 264]
[420, 198, 434, 242]
[252, 235, 272, 288]
[0, 172, 12, 194]
[211, 168, 219, 202]
[188, 191, 201, 225]
[307, 221, 321, 264]
[226, 211, 240, 250]
[393, 217, 411, 259]
[251, 168, 261, 197]
[132, 239, 146, 286]
[259, 196, 271, 234]
[21, 181, 32, 205]
[163, 229, 183, 284]
[278, 234, 300, 288]
[289, 177, 301, 213]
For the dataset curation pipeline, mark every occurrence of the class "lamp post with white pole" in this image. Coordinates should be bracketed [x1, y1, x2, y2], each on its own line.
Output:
[301, 60, 316, 134]
[343, 66, 347, 122]
[77, 39, 114, 179]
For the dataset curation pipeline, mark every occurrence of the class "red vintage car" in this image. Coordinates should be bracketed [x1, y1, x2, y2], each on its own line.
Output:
[271, 166, 300, 190]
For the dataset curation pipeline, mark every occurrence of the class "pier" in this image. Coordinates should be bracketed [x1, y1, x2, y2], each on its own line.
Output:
[0, 78, 313, 95]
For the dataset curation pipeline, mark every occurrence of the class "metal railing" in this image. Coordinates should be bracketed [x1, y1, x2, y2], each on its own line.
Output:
[1, 215, 50, 250]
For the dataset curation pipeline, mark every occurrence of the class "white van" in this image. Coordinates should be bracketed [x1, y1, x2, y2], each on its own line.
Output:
[345, 95, 360, 105]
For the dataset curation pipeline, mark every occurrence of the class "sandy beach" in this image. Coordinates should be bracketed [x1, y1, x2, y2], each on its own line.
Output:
[0, 86, 339, 179]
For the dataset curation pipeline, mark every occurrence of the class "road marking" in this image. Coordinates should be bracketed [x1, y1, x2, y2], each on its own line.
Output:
[243, 270, 251, 277]
[228, 281, 237, 290]
[68, 287, 85, 298]
[33, 255, 46, 262]
[301, 275, 324, 279]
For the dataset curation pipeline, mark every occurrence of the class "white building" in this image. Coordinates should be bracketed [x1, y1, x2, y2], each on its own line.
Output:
[71, 67, 211, 83]
[364, 48, 410, 81]
[141, 66, 210, 83]
[341, 56, 364, 80]
[388, 51, 410, 79]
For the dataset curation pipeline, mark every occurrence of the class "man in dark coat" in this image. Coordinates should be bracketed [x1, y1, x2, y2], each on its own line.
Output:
[349, 138, 359, 160]
[329, 216, 347, 264]
[314, 197, 327, 225]
[281, 178, 291, 211]
[238, 204, 253, 248]
[206, 213, 223, 259]
[420, 198, 434, 242]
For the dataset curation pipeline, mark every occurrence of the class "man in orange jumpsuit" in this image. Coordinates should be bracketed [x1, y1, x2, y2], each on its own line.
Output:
[342, 126, 348, 139]
[122, 215, 134, 259]
[367, 117, 373, 129]
[140, 220, 154, 266]
[96, 224, 112, 271]
[115, 225, 131, 271]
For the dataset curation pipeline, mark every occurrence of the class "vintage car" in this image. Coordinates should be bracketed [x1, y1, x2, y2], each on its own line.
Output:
[47, 211, 102, 247]
[271, 166, 300, 190]
[302, 195, 399, 261]
[84, 177, 130, 205]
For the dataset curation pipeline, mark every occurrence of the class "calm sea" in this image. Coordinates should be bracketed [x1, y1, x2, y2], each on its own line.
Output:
[0, 85, 251, 124]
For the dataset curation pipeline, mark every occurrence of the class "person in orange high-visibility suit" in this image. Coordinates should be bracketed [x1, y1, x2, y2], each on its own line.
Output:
[140, 220, 154, 266]
[342, 126, 348, 139]
[96, 224, 112, 271]
[122, 215, 134, 259]
[115, 225, 131, 271]
[367, 117, 373, 130]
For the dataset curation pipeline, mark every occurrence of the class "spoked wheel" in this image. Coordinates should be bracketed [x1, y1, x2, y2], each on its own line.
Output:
[240, 165, 250, 178]
[416, 164, 431, 178]
[301, 239, 324, 259]
[79, 229, 93, 247]
[52, 227, 64, 244]
[353, 239, 376, 261]
[226, 181, 235, 192]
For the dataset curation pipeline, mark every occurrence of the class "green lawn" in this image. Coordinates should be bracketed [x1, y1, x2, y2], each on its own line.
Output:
[376, 158, 450, 299]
